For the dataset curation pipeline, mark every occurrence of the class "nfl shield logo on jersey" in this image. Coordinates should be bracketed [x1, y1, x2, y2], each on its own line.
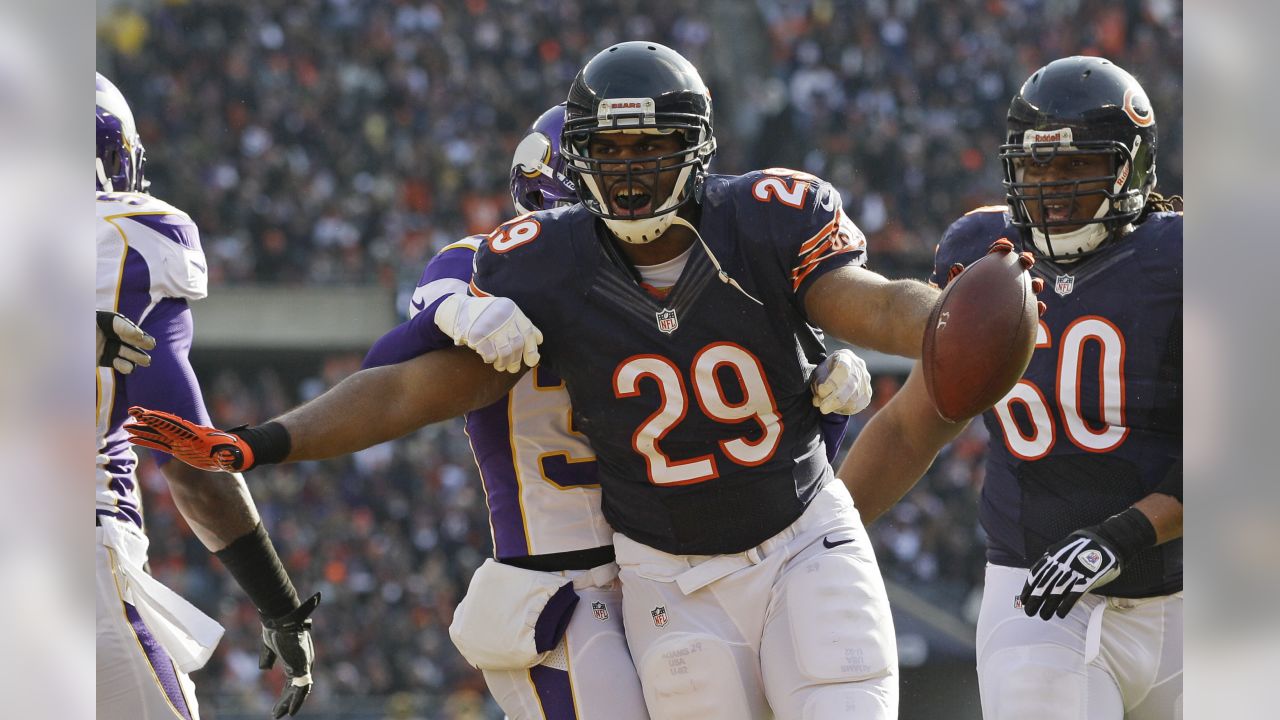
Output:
[592, 601, 609, 622]
[651, 605, 668, 628]
[1054, 274, 1075, 297]
[656, 308, 679, 335]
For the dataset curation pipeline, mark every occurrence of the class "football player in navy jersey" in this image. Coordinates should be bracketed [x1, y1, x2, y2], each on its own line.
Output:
[128, 42, 1036, 720]
[840, 57, 1182, 719]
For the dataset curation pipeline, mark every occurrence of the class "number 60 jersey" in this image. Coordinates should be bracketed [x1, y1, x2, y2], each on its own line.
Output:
[472, 170, 866, 557]
[932, 206, 1182, 598]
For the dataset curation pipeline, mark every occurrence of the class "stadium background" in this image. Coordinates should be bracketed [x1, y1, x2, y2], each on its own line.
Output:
[96, 1, 1182, 718]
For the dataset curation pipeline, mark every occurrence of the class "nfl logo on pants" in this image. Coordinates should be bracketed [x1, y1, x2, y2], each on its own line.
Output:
[651, 605, 668, 628]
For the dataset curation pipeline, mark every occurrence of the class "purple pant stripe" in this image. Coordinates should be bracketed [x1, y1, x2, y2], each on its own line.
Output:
[124, 601, 195, 720]
[529, 663, 578, 720]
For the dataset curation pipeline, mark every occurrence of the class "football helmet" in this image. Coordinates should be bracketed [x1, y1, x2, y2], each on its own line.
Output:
[96, 72, 148, 193]
[562, 41, 716, 244]
[1000, 56, 1157, 259]
[509, 103, 577, 214]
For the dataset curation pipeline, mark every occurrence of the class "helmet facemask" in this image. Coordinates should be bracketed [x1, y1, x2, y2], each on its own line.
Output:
[1001, 131, 1150, 260]
[563, 104, 715, 245]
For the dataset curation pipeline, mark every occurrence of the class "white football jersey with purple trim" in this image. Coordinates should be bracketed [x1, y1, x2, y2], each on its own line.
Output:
[96, 191, 208, 526]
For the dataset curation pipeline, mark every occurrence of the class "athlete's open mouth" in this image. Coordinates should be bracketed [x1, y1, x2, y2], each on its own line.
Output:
[611, 186, 653, 216]
[1043, 200, 1073, 224]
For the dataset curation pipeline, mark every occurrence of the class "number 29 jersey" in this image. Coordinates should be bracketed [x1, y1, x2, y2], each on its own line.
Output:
[932, 207, 1182, 597]
[472, 170, 866, 556]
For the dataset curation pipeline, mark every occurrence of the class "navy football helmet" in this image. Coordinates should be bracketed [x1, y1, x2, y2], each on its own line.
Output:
[509, 103, 577, 214]
[1000, 56, 1157, 259]
[96, 73, 147, 193]
[562, 41, 716, 244]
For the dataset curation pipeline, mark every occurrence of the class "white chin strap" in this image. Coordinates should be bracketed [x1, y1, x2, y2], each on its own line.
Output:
[1029, 204, 1110, 258]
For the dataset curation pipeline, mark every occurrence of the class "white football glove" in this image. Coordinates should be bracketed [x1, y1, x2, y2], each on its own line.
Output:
[811, 348, 872, 415]
[97, 310, 156, 375]
[434, 294, 543, 373]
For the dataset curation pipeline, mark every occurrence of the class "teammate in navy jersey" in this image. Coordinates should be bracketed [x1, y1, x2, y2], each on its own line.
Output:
[129, 43, 1034, 719]
[95, 73, 317, 720]
[841, 57, 1182, 719]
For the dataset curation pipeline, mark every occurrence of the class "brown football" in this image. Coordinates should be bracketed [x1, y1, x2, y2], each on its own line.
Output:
[922, 250, 1037, 422]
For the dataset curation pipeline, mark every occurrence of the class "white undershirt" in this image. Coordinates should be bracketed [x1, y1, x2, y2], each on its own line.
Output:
[635, 245, 693, 295]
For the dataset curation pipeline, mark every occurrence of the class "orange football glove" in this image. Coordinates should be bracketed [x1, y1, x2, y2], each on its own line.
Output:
[125, 407, 256, 472]
[949, 239, 1047, 316]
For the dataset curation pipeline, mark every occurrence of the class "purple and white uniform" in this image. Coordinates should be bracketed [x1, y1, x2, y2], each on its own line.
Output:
[365, 235, 643, 720]
[96, 190, 222, 720]
[367, 235, 614, 563]
[96, 191, 210, 528]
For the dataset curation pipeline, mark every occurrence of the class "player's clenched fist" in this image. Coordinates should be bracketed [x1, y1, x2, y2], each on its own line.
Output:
[435, 293, 543, 373]
[811, 348, 873, 415]
[125, 407, 257, 472]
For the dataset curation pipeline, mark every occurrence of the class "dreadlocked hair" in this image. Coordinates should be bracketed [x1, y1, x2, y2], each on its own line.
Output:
[1138, 191, 1183, 222]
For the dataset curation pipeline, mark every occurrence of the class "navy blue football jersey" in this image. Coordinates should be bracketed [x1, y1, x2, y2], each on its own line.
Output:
[472, 170, 866, 555]
[933, 206, 1182, 597]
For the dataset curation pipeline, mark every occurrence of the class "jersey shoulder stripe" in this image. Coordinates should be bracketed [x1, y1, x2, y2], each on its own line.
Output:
[96, 194, 208, 303]
[441, 234, 484, 253]
[710, 170, 867, 295]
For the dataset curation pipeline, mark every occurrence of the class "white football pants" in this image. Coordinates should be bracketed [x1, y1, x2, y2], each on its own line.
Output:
[977, 563, 1182, 720]
[96, 519, 223, 720]
[615, 480, 898, 720]
[482, 564, 649, 720]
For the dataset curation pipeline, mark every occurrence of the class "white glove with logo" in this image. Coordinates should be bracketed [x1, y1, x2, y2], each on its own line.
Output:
[434, 294, 543, 373]
[811, 348, 872, 415]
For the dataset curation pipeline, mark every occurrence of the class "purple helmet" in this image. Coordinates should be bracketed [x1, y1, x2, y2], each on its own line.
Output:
[509, 103, 577, 214]
[96, 73, 147, 193]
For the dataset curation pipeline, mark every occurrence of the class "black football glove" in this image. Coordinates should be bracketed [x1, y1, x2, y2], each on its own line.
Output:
[260, 592, 320, 718]
[1019, 531, 1121, 620]
[97, 310, 156, 374]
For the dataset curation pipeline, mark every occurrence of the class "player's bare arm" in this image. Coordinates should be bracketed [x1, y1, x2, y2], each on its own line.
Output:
[160, 461, 261, 550]
[836, 361, 968, 524]
[277, 346, 519, 461]
[803, 265, 938, 359]
[1134, 491, 1182, 543]
[128, 346, 519, 473]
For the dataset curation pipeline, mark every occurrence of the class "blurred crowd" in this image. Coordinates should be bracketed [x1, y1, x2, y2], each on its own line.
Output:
[100, 0, 1182, 716]
[97, 0, 1181, 289]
